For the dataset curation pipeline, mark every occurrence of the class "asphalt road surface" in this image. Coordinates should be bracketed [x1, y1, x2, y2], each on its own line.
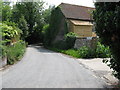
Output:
[2, 45, 108, 88]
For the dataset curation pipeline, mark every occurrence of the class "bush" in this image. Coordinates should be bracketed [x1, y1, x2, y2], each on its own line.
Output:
[96, 42, 111, 58]
[7, 40, 26, 65]
[1, 22, 22, 45]
[43, 24, 50, 46]
[65, 32, 76, 49]
[48, 47, 62, 52]
[42, 24, 49, 35]
[52, 32, 76, 50]
[48, 41, 111, 59]
[62, 49, 80, 58]
[48, 47, 80, 58]
[78, 46, 95, 58]
[43, 7, 68, 46]
[78, 42, 111, 58]
[78, 46, 92, 58]
[0, 43, 7, 58]
[52, 40, 67, 50]
[0, 22, 26, 65]
[0, 22, 23, 60]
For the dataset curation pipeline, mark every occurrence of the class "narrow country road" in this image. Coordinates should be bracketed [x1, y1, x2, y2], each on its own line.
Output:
[2, 45, 108, 88]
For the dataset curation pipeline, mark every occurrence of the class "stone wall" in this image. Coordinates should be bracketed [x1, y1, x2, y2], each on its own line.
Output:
[74, 37, 97, 49]
[0, 57, 7, 68]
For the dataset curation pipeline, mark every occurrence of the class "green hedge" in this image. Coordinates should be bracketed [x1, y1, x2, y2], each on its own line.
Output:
[65, 32, 76, 49]
[0, 22, 26, 65]
[49, 41, 111, 59]
[43, 7, 68, 46]
[52, 32, 76, 50]
[78, 42, 111, 58]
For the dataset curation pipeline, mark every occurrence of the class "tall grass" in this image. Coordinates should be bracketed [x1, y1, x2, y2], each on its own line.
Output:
[7, 41, 26, 64]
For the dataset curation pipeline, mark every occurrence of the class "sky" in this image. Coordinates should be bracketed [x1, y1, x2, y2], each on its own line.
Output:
[5, 0, 95, 8]
[44, 0, 95, 8]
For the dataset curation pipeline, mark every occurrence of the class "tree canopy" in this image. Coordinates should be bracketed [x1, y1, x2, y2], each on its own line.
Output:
[11, 1, 45, 43]
[93, 2, 120, 79]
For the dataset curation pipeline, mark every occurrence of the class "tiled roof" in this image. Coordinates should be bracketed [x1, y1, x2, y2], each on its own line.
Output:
[59, 3, 95, 21]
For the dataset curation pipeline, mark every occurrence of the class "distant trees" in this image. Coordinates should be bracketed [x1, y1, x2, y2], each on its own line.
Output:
[42, 5, 55, 24]
[11, 2, 45, 43]
[18, 15, 28, 40]
[2, 2, 12, 21]
[93, 2, 120, 79]
[43, 7, 65, 46]
[1, 0, 57, 44]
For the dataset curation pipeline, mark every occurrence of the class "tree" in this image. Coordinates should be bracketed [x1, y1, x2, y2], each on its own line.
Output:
[0, 0, 2, 21]
[2, 2, 12, 21]
[42, 5, 55, 24]
[11, 1, 45, 43]
[18, 15, 28, 40]
[43, 7, 65, 46]
[93, 2, 120, 79]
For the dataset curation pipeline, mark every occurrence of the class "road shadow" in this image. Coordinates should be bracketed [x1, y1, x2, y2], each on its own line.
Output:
[28, 44, 58, 53]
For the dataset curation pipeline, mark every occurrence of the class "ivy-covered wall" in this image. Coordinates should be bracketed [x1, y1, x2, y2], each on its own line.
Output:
[44, 6, 68, 46]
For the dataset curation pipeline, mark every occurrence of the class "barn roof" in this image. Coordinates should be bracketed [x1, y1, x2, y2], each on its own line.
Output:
[59, 3, 95, 21]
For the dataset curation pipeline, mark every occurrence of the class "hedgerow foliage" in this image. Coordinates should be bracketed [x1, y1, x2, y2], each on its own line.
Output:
[65, 32, 76, 49]
[0, 22, 26, 65]
[52, 32, 76, 50]
[93, 2, 120, 79]
[1, 22, 21, 44]
[43, 7, 68, 46]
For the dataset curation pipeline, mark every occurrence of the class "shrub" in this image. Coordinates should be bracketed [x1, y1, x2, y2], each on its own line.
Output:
[62, 49, 80, 58]
[43, 7, 68, 46]
[0, 22, 23, 59]
[0, 22, 26, 65]
[48, 47, 62, 52]
[48, 47, 80, 58]
[43, 24, 50, 46]
[18, 15, 29, 40]
[48, 41, 111, 59]
[42, 24, 49, 35]
[50, 32, 76, 50]
[52, 40, 67, 50]
[78, 46, 96, 58]
[7, 40, 26, 65]
[78, 42, 111, 58]
[78, 46, 89, 58]
[65, 32, 76, 49]
[96, 42, 111, 58]
[0, 43, 7, 58]
[3, 21, 18, 27]
[1, 23, 22, 45]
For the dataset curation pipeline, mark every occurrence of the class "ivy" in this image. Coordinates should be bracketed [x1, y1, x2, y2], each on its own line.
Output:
[44, 7, 68, 46]
[93, 2, 120, 79]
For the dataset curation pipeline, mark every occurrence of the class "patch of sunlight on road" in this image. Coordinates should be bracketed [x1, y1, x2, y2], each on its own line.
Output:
[0, 71, 2, 89]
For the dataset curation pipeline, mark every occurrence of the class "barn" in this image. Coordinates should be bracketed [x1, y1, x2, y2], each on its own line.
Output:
[59, 3, 95, 38]
[51, 3, 96, 48]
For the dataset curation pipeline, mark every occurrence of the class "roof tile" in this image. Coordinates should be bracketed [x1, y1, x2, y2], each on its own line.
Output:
[59, 3, 95, 21]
